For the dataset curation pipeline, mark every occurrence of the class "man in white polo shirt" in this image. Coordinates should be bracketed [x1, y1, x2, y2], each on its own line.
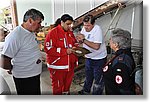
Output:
[0, 9, 44, 95]
[76, 14, 107, 95]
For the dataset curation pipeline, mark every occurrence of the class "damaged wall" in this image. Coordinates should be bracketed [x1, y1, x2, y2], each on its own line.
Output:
[95, 2, 142, 44]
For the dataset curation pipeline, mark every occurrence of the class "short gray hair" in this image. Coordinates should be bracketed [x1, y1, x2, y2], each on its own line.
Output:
[23, 8, 44, 22]
[111, 28, 132, 49]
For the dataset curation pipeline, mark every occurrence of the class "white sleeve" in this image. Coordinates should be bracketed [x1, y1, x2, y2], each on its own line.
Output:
[93, 26, 103, 44]
[2, 33, 21, 58]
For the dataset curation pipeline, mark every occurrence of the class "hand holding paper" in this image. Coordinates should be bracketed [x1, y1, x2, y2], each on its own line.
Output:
[72, 46, 91, 57]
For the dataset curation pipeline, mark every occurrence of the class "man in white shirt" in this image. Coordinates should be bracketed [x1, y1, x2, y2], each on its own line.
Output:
[0, 9, 44, 95]
[76, 14, 107, 95]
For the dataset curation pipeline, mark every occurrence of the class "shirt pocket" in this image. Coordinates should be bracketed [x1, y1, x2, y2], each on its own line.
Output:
[87, 34, 94, 42]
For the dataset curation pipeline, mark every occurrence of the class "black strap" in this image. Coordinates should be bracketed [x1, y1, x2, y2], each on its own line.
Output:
[103, 55, 118, 68]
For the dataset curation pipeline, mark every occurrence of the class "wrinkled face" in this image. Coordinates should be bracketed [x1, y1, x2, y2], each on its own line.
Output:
[30, 18, 43, 32]
[109, 37, 117, 51]
[83, 21, 94, 32]
[61, 20, 73, 31]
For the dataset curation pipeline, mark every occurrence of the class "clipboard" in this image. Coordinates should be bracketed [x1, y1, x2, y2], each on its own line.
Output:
[72, 47, 91, 57]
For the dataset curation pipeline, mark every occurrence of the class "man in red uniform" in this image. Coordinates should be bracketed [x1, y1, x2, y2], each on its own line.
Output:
[44, 14, 78, 95]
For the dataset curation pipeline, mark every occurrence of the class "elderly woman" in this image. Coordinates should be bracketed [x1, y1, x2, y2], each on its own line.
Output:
[103, 28, 135, 95]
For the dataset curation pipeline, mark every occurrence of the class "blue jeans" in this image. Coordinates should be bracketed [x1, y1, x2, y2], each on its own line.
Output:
[83, 57, 107, 95]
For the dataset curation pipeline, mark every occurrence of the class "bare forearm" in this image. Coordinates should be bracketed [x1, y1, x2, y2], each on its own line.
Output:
[76, 34, 100, 50]
[0, 55, 12, 70]
[83, 39, 100, 50]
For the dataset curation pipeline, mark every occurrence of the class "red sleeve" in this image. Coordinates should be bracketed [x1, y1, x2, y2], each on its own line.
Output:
[44, 29, 67, 57]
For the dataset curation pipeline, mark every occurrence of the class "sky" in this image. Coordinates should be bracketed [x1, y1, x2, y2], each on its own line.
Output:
[0, 0, 10, 9]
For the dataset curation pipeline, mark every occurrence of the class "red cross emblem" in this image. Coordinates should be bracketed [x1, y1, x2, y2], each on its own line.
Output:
[115, 75, 122, 84]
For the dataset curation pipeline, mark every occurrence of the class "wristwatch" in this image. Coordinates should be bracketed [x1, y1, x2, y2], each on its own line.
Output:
[82, 38, 86, 42]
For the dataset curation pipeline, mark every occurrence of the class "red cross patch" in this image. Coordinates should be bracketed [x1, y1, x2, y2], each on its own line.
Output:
[103, 66, 108, 72]
[115, 75, 123, 84]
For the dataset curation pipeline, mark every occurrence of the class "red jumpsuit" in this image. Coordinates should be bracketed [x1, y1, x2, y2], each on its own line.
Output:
[44, 25, 78, 95]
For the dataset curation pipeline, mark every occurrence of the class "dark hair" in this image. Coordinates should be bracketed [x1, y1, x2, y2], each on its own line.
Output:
[54, 18, 61, 27]
[83, 14, 95, 25]
[23, 8, 44, 22]
[61, 14, 73, 23]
